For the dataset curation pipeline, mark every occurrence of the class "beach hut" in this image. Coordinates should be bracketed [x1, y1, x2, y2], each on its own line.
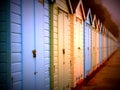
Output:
[0, 0, 22, 89]
[106, 29, 109, 59]
[69, 0, 85, 87]
[109, 32, 112, 56]
[102, 26, 104, 61]
[95, 19, 100, 67]
[0, 0, 50, 90]
[22, 0, 50, 90]
[84, 8, 92, 78]
[99, 22, 103, 64]
[108, 31, 111, 57]
[102, 25, 107, 61]
[49, 0, 71, 89]
[91, 15, 97, 70]
[103, 26, 107, 61]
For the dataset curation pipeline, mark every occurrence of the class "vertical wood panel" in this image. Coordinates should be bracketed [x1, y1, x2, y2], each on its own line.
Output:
[22, 0, 35, 89]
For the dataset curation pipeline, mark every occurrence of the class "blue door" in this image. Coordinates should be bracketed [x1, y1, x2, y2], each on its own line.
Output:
[84, 23, 91, 78]
[22, 0, 50, 90]
[99, 33, 102, 64]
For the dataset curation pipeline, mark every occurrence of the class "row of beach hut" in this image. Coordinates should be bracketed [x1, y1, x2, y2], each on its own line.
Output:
[0, 0, 118, 90]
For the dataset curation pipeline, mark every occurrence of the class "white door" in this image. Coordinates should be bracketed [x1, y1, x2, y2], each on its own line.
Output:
[79, 21, 84, 80]
[74, 19, 80, 84]
[22, 0, 50, 90]
[58, 9, 70, 90]
[74, 19, 84, 85]
[96, 32, 99, 66]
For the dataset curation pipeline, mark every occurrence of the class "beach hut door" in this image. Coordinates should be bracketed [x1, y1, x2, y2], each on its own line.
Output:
[22, 1, 50, 90]
[58, 9, 70, 90]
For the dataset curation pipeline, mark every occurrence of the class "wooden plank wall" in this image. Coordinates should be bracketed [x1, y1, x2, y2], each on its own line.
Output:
[10, 0, 22, 90]
[42, 0, 50, 89]
[52, 0, 70, 90]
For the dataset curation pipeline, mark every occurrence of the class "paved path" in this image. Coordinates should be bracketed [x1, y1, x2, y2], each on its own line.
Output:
[80, 48, 120, 90]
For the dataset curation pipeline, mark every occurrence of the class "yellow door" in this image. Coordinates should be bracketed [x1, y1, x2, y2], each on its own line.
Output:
[58, 9, 71, 90]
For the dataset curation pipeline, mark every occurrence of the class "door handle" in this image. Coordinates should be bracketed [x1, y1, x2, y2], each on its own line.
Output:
[32, 50, 36, 58]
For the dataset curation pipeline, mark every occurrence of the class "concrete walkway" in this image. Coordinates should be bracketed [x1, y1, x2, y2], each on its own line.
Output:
[80, 48, 120, 90]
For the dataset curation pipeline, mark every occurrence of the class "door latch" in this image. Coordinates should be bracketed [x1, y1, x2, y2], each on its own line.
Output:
[32, 50, 36, 58]
[78, 47, 80, 49]
[63, 49, 65, 54]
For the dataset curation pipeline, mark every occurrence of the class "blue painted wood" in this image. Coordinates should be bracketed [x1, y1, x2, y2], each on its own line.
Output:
[11, 13, 21, 24]
[84, 9, 92, 78]
[22, 0, 50, 90]
[84, 23, 92, 78]
[11, 63, 21, 73]
[10, 0, 22, 90]
[12, 72, 22, 82]
[11, 23, 21, 33]
[11, 0, 20, 5]
[11, 33, 21, 43]
[22, 0, 35, 89]
[84, 23, 89, 78]
[36, 0, 50, 89]
[12, 82, 21, 90]
[11, 3, 20, 14]
[99, 33, 102, 63]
